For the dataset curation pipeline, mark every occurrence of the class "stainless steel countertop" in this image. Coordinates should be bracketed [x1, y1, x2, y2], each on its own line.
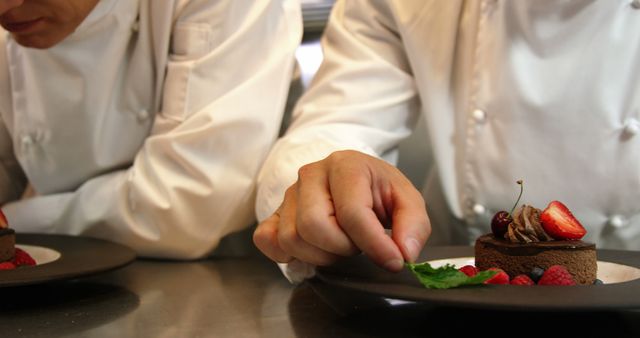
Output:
[0, 253, 297, 338]
[2, 252, 640, 337]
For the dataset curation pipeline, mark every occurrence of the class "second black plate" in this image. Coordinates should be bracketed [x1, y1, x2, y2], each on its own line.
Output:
[0, 234, 136, 287]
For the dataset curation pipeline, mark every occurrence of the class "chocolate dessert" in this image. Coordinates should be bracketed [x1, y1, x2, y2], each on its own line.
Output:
[0, 210, 37, 270]
[0, 228, 15, 262]
[475, 233, 596, 285]
[474, 181, 597, 285]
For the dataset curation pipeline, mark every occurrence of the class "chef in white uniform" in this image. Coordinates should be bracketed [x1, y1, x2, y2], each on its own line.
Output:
[254, 0, 640, 281]
[0, 0, 302, 259]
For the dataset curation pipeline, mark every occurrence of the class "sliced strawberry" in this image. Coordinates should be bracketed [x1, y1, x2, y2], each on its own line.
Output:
[484, 268, 510, 284]
[540, 201, 586, 240]
[0, 209, 7, 229]
[0, 261, 16, 270]
[13, 248, 36, 266]
[459, 265, 478, 277]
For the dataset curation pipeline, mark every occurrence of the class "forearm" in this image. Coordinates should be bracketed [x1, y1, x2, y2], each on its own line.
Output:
[256, 0, 419, 220]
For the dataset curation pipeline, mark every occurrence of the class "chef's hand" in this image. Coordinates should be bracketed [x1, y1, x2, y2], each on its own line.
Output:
[0, 0, 23, 15]
[253, 150, 431, 272]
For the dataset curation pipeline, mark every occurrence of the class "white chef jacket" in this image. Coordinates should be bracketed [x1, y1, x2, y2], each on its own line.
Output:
[0, 0, 302, 259]
[257, 0, 640, 279]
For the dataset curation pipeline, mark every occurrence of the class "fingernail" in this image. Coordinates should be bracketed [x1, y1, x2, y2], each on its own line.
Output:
[384, 258, 404, 271]
[404, 237, 421, 262]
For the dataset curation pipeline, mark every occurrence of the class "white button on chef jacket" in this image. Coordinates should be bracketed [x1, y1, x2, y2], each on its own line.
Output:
[136, 109, 149, 122]
[623, 118, 640, 136]
[472, 203, 486, 216]
[608, 215, 628, 229]
[20, 134, 33, 148]
[472, 109, 487, 124]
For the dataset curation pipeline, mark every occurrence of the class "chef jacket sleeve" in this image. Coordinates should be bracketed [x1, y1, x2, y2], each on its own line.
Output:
[3, 0, 302, 259]
[255, 0, 420, 221]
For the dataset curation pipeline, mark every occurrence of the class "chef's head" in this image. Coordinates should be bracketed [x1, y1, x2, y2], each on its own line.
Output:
[0, 0, 99, 49]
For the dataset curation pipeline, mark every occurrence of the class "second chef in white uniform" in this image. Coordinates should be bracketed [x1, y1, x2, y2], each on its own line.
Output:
[0, 0, 302, 259]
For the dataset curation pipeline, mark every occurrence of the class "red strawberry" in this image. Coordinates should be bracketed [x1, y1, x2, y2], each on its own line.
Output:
[540, 201, 586, 240]
[510, 274, 535, 286]
[537, 265, 576, 286]
[0, 261, 16, 270]
[459, 265, 478, 277]
[0, 209, 7, 229]
[12, 248, 36, 266]
[484, 268, 510, 284]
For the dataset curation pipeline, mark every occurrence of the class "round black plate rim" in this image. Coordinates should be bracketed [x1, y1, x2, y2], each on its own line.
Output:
[313, 246, 640, 311]
[0, 233, 136, 287]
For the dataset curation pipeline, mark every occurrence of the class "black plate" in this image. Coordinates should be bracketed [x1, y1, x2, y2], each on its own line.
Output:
[313, 246, 640, 311]
[0, 234, 136, 287]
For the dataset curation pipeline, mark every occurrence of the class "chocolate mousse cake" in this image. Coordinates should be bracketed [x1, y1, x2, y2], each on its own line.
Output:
[0, 209, 15, 262]
[475, 202, 597, 285]
[0, 210, 37, 270]
[475, 234, 596, 285]
[0, 228, 15, 262]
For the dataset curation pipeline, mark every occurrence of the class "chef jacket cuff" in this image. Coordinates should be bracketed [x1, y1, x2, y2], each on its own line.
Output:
[3, 193, 73, 233]
[278, 260, 316, 283]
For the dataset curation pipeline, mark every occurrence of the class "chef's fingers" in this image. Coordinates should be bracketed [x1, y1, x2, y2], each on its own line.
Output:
[387, 179, 431, 263]
[295, 161, 359, 257]
[253, 211, 293, 263]
[276, 184, 340, 266]
[327, 152, 405, 272]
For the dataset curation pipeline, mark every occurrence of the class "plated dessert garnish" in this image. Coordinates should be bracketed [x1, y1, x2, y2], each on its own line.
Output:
[0, 210, 36, 270]
[405, 262, 498, 289]
[407, 181, 598, 288]
[475, 181, 597, 285]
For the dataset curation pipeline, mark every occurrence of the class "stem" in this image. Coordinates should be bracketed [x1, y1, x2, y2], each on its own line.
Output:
[508, 180, 523, 216]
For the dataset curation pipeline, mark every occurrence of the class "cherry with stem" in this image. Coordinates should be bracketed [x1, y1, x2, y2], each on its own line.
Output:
[491, 180, 524, 238]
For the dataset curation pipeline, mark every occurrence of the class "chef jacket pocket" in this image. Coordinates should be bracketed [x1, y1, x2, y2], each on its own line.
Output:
[161, 22, 215, 122]
[170, 22, 214, 59]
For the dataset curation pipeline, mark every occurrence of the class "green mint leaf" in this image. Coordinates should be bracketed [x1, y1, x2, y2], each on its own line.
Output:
[406, 262, 498, 289]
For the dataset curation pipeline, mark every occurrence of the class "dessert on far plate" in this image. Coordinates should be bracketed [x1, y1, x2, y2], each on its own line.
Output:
[0, 210, 15, 263]
[0, 210, 36, 270]
[474, 181, 597, 285]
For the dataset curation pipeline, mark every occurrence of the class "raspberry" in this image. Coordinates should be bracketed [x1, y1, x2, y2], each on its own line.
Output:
[12, 248, 36, 266]
[459, 265, 478, 277]
[510, 274, 535, 286]
[0, 261, 16, 270]
[484, 268, 510, 284]
[537, 265, 576, 286]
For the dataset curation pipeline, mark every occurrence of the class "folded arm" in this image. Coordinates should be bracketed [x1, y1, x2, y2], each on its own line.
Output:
[4, 0, 302, 259]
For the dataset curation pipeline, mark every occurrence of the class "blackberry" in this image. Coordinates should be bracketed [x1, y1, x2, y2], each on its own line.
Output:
[529, 267, 545, 283]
